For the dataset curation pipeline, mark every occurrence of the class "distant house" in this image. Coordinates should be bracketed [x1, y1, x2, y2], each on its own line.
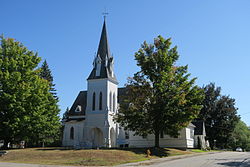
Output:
[62, 19, 197, 149]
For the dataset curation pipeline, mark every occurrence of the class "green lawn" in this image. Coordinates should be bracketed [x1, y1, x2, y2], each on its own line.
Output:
[191, 149, 208, 153]
[190, 149, 220, 153]
[0, 147, 192, 166]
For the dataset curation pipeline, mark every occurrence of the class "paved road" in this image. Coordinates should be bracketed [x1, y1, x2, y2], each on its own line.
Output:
[128, 152, 250, 167]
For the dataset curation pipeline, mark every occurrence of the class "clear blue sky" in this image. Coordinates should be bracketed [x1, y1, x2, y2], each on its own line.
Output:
[2, 0, 250, 125]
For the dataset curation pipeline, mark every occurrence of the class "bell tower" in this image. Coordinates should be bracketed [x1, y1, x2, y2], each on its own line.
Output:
[85, 19, 118, 148]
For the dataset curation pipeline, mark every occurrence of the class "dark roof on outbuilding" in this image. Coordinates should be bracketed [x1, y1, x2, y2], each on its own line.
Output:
[192, 120, 206, 136]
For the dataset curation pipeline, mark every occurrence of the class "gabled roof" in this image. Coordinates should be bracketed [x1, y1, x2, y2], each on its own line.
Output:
[87, 20, 117, 83]
[188, 123, 196, 128]
[68, 91, 87, 116]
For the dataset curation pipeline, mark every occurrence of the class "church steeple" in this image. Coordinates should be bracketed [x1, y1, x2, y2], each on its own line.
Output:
[87, 19, 117, 83]
[97, 19, 111, 62]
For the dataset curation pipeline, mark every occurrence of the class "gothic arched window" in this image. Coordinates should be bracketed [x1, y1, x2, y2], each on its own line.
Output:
[99, 92, 102, 110]
[70, 127, 74, 140]
[109, 92, 112, 111]
[92, 92, 96, 111]
[113, 93, 116, 112]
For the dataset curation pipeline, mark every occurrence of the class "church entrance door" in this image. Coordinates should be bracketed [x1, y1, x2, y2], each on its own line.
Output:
[90, 128, 103, 148]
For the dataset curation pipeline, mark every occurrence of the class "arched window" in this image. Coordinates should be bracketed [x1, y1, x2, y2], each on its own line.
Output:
[99, 92, 102, 110]
[92, 92, 96, 111]
[109, 92, 112, 111]
[113, 93, 116, 112]
[70, 127, 74, 140]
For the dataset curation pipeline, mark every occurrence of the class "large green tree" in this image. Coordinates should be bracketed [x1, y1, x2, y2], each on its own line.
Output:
[116, 36, 204, 147]
[0, 36, 60, 148]
[198, 83, 239, 149]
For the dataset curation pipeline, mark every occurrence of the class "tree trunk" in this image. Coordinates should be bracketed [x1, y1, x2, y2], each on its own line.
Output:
[209, 139, 214, 150]
[154, 130, 160, 148]
[2, 140, 9, 149]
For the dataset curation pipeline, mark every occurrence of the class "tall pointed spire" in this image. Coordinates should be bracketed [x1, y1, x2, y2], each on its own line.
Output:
[87, 19, 118, 83]
[97, 19, 111, 62]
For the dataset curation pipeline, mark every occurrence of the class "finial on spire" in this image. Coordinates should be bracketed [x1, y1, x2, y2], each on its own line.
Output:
[102, 8, 109, 20]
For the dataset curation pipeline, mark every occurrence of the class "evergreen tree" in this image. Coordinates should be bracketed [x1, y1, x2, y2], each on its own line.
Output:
[40, 60, 57, 99]
[116, 36, 204, 147]
[0, 36, 60, 148]
[39, 60, 61, 146]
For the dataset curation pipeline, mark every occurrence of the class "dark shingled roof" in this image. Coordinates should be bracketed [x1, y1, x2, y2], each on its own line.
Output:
[192, 120, 206, 136]
[87, 20, 117, 83]
[68, 91, 87, 116]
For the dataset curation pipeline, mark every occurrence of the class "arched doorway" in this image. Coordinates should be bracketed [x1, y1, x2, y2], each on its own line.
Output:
[90, 128, 103, 148]
[110, 128, 116, 147]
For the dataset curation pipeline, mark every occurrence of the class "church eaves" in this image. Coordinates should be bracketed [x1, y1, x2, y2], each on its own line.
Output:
[87, 20, 118, 83]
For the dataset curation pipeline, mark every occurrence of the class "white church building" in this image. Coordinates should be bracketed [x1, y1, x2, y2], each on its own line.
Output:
[62, 20, 199, 149]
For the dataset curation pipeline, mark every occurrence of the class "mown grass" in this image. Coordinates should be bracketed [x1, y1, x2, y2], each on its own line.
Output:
[0, 147, 192, 166]
[190, 149, 220, 153]
[191, 149, 208, 153]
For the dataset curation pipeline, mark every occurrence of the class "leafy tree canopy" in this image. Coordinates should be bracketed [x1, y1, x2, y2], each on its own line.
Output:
[116, 36, 204, 147]
[229, 120, 250, 150]
[198, 83, 240, 149]
[0, 36, 60, 148]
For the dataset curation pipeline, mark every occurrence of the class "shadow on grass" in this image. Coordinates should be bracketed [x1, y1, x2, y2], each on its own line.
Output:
[35, 147, 74, 151]
[112, 147, 170, 157]
[34, 147, 170, 157]
[93, 147, 170, 157]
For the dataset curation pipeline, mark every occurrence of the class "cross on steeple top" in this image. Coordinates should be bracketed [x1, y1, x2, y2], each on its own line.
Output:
[102, 8, 109, 19]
